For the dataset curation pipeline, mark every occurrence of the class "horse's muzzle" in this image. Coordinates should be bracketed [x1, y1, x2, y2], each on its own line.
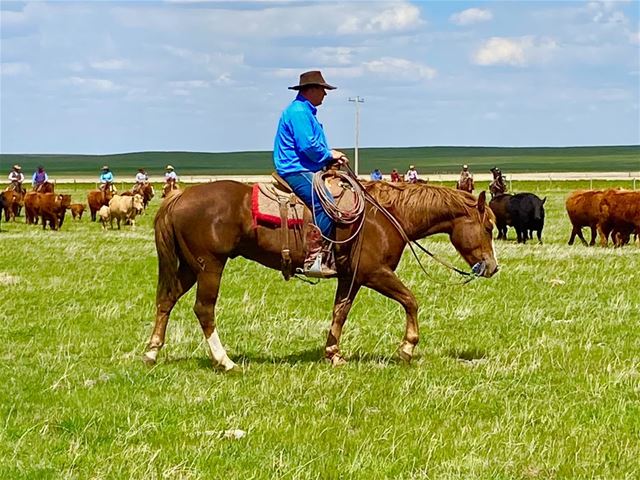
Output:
[471, 261, 486, 276]
[471, 261, 499, 277]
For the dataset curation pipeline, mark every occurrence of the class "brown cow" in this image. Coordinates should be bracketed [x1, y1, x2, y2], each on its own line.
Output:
[566, 190, 606, 246]
[1, 191, 20, 222]
[39, 193, 71, 230]
[87, 189, 113, 221]
[24, 192, 42, 224]
[597, 189, 640, 247]
[70, 203, 85, 220]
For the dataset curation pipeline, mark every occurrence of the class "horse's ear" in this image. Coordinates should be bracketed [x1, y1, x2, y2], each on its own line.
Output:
[542, 196, 547, 205]
[477, 191, 487, 213]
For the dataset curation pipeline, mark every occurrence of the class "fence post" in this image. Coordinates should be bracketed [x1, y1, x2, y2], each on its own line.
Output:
[590, 178, 593, 190]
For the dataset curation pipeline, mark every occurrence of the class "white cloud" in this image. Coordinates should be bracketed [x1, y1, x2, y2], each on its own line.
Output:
[472, 36, 558, 67]
[67, 76, 121, 92]
[90, 59, 129, 70]
[168, 80, 209, 88]
[309, 47, 356, 66]
[587, 1, 629, 26]
[337, 3, 423, 34]
[363, 57, 436, 81]
[450, 8, 493, 26]
[630, 32, 640, 45]
[0, 62, 31, 76]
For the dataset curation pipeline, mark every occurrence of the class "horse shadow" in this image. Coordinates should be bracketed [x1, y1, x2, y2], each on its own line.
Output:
[157, 347, 485, 369]
[446, 347, 487, 362]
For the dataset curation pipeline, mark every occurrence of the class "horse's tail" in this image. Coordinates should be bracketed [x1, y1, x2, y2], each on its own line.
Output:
[154, 190, 185, 298]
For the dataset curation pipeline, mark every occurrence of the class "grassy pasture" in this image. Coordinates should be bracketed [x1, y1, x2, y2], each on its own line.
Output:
[2, 144, 639, 177]
[1, 180, 639, 479]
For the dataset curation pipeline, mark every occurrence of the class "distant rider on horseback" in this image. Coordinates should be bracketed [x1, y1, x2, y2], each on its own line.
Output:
[489, 166, 507, 198]
[99, 165, 116, 201]
[134, 168, 149, 194]
[8, 165, 25, 194]
[32, 166, 48, 192]
[456, 164, 474, 193]
[273, 70, 349, 278]
[164, 165, 178, 190]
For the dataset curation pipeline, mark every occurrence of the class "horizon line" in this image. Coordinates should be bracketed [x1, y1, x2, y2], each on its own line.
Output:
[2, 144, 639, 157]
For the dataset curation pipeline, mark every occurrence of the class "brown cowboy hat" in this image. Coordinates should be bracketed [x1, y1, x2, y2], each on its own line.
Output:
[288, 70, 336, 90]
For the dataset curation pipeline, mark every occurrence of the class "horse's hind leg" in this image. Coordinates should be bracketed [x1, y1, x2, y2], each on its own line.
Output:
[364, 268, 419, 363]
[325, 278, 361, 367]
[193, 262, 237, 372]
[144, 263, 196, 364]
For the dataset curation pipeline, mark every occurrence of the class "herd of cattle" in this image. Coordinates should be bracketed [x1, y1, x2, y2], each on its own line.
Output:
[1, 182, 638, 247]
[0, 183, 147, 231]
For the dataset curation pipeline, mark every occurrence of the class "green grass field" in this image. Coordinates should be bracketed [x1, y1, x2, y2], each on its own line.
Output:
[1, 180, 639, 479]
[2, 145, 639, 177]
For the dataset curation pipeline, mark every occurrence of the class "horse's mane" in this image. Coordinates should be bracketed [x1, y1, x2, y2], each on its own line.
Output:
[364, 182, 479, 225]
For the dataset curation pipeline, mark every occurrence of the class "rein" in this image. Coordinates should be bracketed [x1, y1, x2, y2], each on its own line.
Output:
[341, 164, 479, 285]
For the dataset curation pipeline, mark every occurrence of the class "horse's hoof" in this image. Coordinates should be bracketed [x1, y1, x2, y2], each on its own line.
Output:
[328, 354, 347, 368]
[142, 352, 157, 366]
[214, 360, 242, 374]
[396, 348, 413, 364]
[224, 363, 243, 374]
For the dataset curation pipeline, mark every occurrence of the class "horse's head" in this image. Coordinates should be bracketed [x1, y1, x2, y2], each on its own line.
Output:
[449, 191, 499, 278]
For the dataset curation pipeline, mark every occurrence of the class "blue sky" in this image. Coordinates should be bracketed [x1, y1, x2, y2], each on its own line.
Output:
[1, 0, 638, 154]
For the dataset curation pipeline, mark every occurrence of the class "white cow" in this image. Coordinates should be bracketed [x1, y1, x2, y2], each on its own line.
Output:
[98, 205, 111, 230]
[108, 194, 144, 229]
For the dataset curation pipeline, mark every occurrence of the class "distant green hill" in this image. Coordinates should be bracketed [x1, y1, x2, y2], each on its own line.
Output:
[1, 145, 638, 176]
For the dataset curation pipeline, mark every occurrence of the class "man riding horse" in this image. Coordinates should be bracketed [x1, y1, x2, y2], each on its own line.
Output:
[99, 165, 116, 202]
[456, 164, 474, 193]
[489, 167, 507, 198]
[8, 165, 26, 194]
[133, 168, 149, 195]
[32, 166, 49, 192]
[163, 165, 178, 196]
[273, 70, 349, 278]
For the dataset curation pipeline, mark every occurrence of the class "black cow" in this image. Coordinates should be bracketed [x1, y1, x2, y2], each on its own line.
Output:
[488, 194, 512, 240]
[508, 193, 546, 243]
[489, 193, 546, 243]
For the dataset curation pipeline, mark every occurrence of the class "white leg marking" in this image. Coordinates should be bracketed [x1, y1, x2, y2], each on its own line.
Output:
[144, 350, 158, 362]
[206, 329, 236, 371]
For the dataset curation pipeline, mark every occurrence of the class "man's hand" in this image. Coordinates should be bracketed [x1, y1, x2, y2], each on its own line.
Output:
[331, 150, 349, 166]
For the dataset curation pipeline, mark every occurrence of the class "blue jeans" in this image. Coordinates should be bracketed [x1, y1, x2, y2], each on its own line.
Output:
[281, 171, 334, 238]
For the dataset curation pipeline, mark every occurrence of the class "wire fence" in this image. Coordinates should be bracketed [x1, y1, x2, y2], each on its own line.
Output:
[35, 172, 640, 190]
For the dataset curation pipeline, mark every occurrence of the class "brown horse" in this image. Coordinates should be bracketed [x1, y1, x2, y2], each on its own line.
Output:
[143, 180, 499, 371]
[135, 183, 155, 209]
[162, 181, 179, 198]
[34, 181, 55, 193]
[87, 189, 113, 221]
[125, 183, 155, 210]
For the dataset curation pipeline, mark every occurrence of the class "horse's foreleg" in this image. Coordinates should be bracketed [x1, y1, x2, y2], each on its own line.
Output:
[193, 262, 237, 372]
[365, 269, 419, 363]
[325, 278, 361, 367]
[144, 264, 196, 364]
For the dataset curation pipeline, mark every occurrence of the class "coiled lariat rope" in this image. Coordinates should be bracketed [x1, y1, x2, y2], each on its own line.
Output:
[311, 164, 479, 286]
[311, 169, 366, 244]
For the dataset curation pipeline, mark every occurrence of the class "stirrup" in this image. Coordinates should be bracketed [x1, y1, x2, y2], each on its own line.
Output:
[302, 254, 337, 278]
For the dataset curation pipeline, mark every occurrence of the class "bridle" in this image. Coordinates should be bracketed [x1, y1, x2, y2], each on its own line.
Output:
[341, 163, 485, 285]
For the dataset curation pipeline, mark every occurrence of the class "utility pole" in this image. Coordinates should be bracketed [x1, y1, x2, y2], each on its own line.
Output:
[348, 96, 364, 177]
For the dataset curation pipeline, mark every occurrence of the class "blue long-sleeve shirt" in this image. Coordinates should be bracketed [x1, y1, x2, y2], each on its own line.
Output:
[100, 171, 114, 183]
[273, 94, 333, 175]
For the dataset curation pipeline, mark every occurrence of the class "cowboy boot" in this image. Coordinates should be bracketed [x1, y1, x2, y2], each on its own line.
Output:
[303, 227, 337, 278]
